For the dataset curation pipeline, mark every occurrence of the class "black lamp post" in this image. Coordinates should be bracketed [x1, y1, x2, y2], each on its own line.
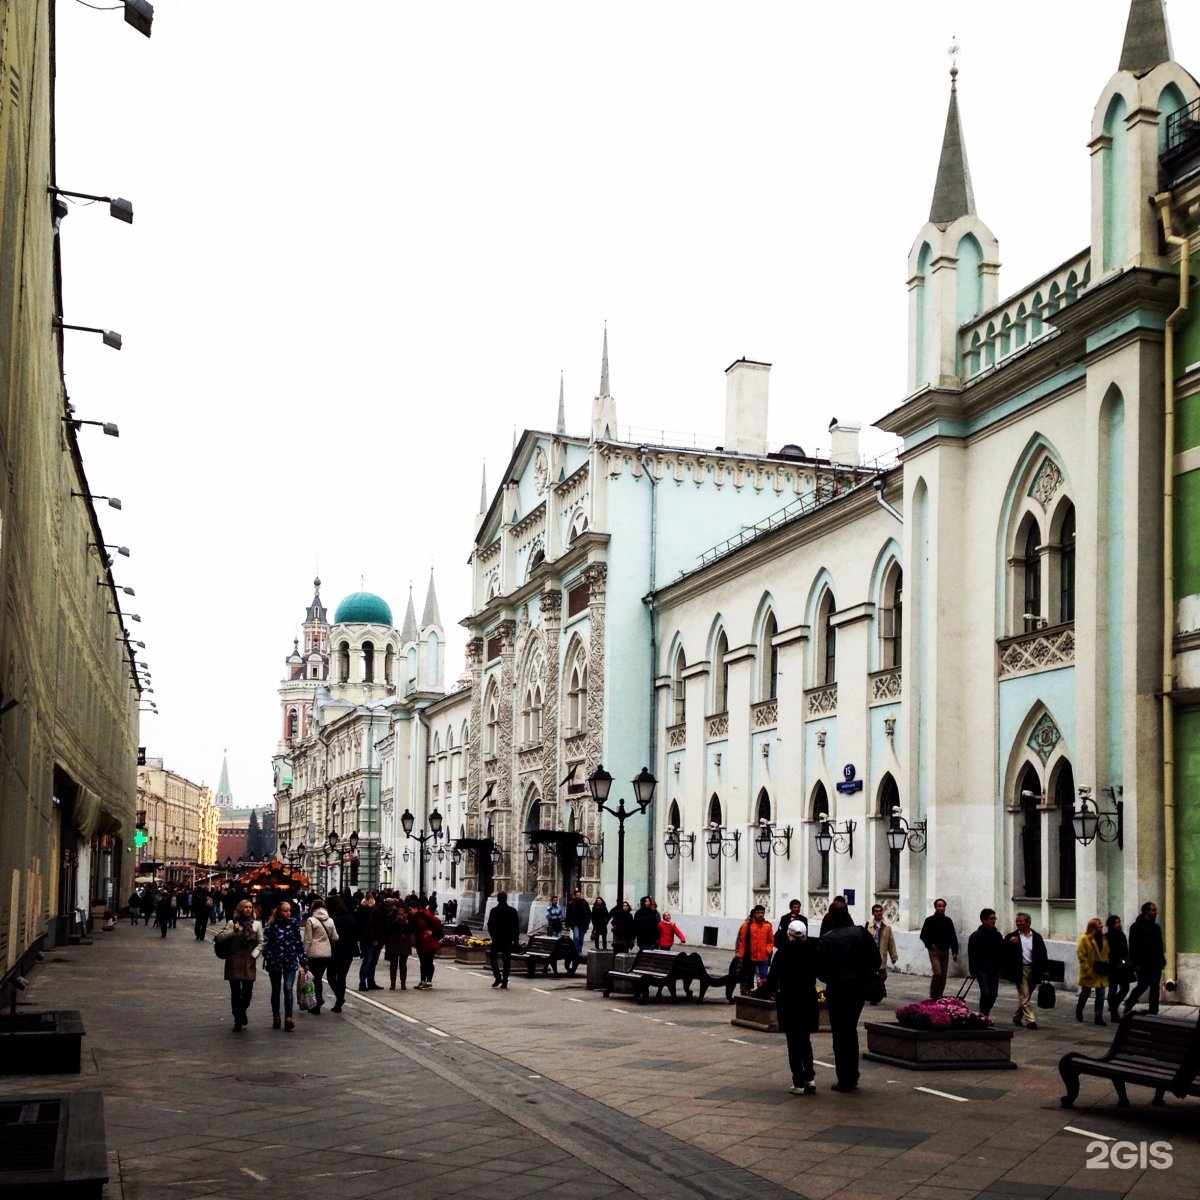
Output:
[323, 829, 359, 893]
[400, 808, 443, 898]
[588, 765, 655, 907]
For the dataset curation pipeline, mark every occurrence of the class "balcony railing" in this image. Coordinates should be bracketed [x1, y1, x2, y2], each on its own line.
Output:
[997, 622, 1075, 678]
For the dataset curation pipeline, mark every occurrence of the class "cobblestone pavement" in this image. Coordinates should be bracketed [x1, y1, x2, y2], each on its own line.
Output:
[3, 926, 1199, 1199]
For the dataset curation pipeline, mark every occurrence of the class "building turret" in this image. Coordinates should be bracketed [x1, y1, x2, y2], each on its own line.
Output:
[907, 65, 1000, 394]
[591, 325, 618, 441]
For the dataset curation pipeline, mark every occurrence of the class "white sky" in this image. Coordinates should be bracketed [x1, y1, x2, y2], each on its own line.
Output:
[51, 1, 1200, 812]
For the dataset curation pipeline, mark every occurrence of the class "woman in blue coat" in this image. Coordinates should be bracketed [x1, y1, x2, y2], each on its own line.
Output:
[262, 899, 307, 1032]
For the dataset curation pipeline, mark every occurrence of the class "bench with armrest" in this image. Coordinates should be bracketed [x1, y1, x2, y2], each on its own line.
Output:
[679, 952, 729, 1002]
[510, 934, 579, 978]
[604, 949, 695, 1004]
[1059, 1012, 1200, 1108]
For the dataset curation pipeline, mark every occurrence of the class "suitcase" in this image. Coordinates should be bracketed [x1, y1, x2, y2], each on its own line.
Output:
[955, 974, 976, 1001]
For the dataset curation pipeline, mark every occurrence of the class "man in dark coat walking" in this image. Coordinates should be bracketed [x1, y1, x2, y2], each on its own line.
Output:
[633, 896, 661, 951]
[967, 908, 1005, 1015]
[1124, 901, 1166, 1014]
[919, 898, 959, 998]
[567, 889, 592, 957]
[487, 892, 521, 989]
[817, 906, 881, 1093]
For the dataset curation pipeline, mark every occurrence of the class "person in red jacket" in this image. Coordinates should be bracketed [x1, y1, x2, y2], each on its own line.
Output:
[411, 904, 443, 990]
[657, 911, 686, 949]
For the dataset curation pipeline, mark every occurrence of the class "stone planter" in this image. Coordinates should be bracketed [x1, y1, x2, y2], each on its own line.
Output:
[0, 1010, 85, 1074]
[863, 1021, 1017, 1070]
[436, 944, 459, 959]
[454, 945, 491, 966]
[731, 995, 831, 1033]
[591, 951, 639, 992]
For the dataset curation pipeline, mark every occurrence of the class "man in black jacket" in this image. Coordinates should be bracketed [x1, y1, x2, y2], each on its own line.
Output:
[567, 889, 592, 957]
[1003, 911, 1049, 1029]
[967, 908, 1004, 1015]
[817, 906, 882, 1093]
[633, 896, 661, 951]
[919, 898, 959, 998]
[486, 892, 521, 989]
[1124, 901, 1166, 1014]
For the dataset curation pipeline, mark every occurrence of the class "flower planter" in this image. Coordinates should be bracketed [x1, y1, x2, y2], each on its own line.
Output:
[731, 995, 830, 1033]
[454, 946, 491, 966]
[436, 945, 458, 959]
[863, 1021, 1017, 1070]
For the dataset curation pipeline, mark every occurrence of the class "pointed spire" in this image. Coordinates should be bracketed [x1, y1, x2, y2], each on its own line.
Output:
[479, 461, 487, 513]
[400, 584, 418, 642]
[556, 372, 566, 436]
[1119, 0, 1171, 75]
[215, 754, 233, 808]
[421, 569, 441, 629]
[928, 63, 975, 228]
[599, 323, 610, 396]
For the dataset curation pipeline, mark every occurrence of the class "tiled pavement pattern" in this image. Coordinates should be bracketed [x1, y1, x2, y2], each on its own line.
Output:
[3, 927, 1199, 1200]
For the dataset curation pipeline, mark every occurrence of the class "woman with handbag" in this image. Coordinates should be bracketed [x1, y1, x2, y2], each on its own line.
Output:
[1075, 916, 1110, 1025]
[262, 899, 306, 1032]
[221, 899, 263, 1034]
[302, 899, 338, 1014]
[1104, 914, 1132, 1020]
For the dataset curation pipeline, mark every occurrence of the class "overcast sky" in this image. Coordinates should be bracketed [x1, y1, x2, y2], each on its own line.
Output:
[51, 1, 1200, 814]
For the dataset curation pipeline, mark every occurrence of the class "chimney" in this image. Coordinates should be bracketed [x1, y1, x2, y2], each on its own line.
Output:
[828, 418, 861, 467]
[724, 359, 771, 456]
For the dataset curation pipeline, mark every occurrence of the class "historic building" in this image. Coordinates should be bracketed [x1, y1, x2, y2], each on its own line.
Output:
[0, 0, 142, 976]
[272, 576, 450, 896]
[135, 758, 216, 885]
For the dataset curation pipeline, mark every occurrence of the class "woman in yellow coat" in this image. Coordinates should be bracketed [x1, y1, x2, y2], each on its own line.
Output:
[1075, 916, 1110, 1026]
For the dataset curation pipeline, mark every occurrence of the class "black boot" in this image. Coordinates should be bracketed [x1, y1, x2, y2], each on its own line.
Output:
[1076, 996, 1086, 1021]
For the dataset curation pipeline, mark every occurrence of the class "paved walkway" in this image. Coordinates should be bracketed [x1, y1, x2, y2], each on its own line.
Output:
[3, 925, 1199, 1200]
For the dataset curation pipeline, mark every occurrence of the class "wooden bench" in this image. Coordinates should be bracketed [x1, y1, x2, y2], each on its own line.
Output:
[679, 952, 729, 1003]
[604, 949, 693, 1003]
[511, 934, 579, 978]
[1059, 1012, 1200, 1108]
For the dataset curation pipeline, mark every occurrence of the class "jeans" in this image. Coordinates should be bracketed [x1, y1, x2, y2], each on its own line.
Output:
[571, 925, 587, 956]
[194, 911, 210, 940]
[975, 969, 1000, 1016]
[592, 926, 607, 950]
[359, 942, 382, 988]
[328, 956, 351, 1006]
[308, 959, 329, 1008]
[1125, 968, 1161, 1013]
[417, 949, 436, 984]
[490, 944, 512, 983]
[269, 967, 297, 1018]
[1077, 985, 1106, 1019]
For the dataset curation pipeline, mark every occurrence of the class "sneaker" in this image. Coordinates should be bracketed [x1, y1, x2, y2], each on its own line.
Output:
[788, 1085, 805, 1095]
[1026, 1021, 1038, 1030]
[1012, 1015, 1024, 1026]
[803, 1083, 817, 1094]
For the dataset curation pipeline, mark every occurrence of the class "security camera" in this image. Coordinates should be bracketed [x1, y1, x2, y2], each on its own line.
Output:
[12, 975, 28, 991]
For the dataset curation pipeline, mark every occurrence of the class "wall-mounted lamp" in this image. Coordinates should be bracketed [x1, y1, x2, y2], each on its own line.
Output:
[99, 579, 135, 596]
[754, 820, 792, 860]
[705, 822, 740, 860]
[524, 843, 538, 865]
[663, 826, 695, 860]
[489, 844, 503, 865]
[54, 318, 122, 350]
[885, 807, 927, 854]
[119, 637, 146, 649]
[91, 542, 130, 566]
[1073, 786, 1124, 849]
[73, 491, 122, 510]
[109, 612, 141, 622]
[815, 814, 856, 857]
[48, 187, 134, 223]
[64, 417, 119, 437]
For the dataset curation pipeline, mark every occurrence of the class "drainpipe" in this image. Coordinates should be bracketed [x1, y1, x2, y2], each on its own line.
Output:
[873, 475, 903, 523]
[640, 449, 659, 899]
[1155, 192, 1191, 992]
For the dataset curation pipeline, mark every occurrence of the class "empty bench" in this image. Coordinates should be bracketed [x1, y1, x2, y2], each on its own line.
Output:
[1059, 1012, 1200, 1108]
[511, 934, 579, 978]
[604, 949, 697, 1004]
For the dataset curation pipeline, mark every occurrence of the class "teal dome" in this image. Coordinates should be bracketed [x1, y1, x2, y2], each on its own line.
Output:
[333, 591, 393, 626]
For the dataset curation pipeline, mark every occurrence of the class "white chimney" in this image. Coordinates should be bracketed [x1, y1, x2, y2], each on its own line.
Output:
[828, 418, 861, 467]
[724, 359, 770, 456]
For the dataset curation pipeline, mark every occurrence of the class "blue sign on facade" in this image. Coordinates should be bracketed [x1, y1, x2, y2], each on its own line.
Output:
[835, 764, 863, 795]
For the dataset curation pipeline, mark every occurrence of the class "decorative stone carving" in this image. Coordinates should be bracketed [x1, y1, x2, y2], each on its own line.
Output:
[809, 894, 830, 921]
[752, 700, 777, 729]
[707, 888, 723, 915]
[871, 670, 902, 702]
[998, 627, 1075, 678]
[1027, 712, 1062, 764]
[816, 729, 827, 749]
[807, 685, 838, 717]
[666, 886, 680, 910]
[667, 724, 686, 748]
[533, 446, 549, 495]
[586, 567, 607, 772]
[1029, 457, 1064, 508]
[706, 714, 729, 739]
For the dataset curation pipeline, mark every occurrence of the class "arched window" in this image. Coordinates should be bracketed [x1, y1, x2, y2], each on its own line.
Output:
[817, 592, 837, 685]
[363, 641, 375, 683]
[811, 782, 830, 891]
[878, 775, 901, 891]
[759, 612, 778, 701]
[672, 647, 686, 725]
[384, 646, 395, 687]
[1018, 766, 1042, 898]
[881, 565, 903, 669]
[566, 647, 588, 735]
[666, 800, 681, 889]
[753, 790, 771, 890]
[706, 795, 723, 890]
[1021, 521, 1042, 631]
[1058, 506, 1076, 624]
[338, 641, 350, 683]
[712, 631, 729, 714]
[1054, 762, 1076, 900]
[522, 684, 543, 744]
[287, 709, 298, 740]
[485, 688, 500, 758]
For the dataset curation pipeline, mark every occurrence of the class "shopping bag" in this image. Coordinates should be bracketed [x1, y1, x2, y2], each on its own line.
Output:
[297, 967, 317, 1011]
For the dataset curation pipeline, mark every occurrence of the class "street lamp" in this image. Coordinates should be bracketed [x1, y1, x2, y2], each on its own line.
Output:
[705, 823, 740, 859]
[663, 826, 695, 860]
[323, 829, 359, 892]
[1073, 786, 1123, 848]
[814, 814, 856, 857]
[400, 808, 443, 898]
[753, 820, 792, 859]
[588, 765, 655, 907]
